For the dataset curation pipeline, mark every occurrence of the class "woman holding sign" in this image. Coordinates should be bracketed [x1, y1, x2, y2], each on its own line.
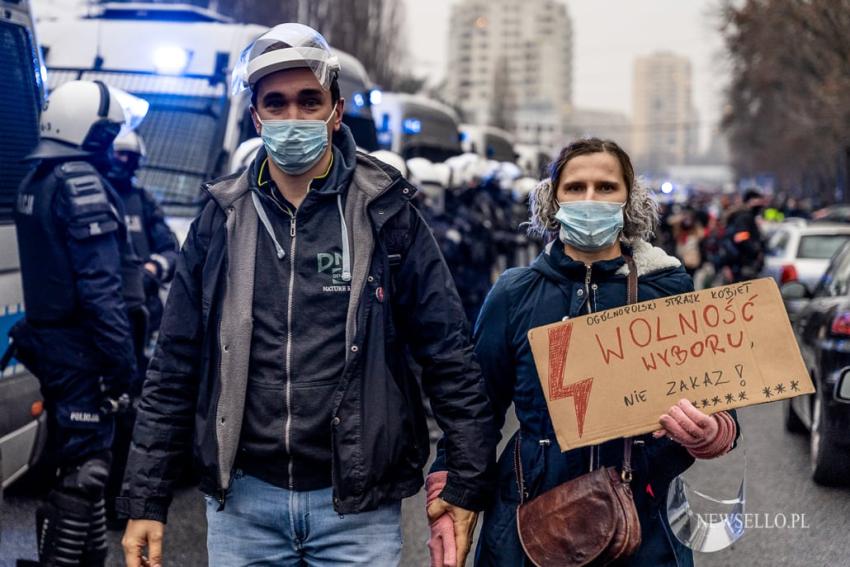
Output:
[429, 138, 739, 567]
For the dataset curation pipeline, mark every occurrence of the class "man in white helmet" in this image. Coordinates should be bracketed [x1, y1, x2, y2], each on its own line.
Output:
[11, 80, 142, 567]
[120, 23, 495, 567]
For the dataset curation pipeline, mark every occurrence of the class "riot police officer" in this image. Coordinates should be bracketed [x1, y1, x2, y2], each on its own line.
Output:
[12, 80, 142, 566]
[101, 130, 178, 528]
[104, 130, 178, 363]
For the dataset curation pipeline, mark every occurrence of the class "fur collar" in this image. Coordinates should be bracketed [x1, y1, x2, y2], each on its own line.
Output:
[616, 239, 681, 276]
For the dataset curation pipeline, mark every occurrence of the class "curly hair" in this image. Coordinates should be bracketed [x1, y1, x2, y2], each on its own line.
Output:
[526, 138, 658, 243]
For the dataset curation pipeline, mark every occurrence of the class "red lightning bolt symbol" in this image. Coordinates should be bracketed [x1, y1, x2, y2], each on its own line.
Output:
[547, 324, 594, 437]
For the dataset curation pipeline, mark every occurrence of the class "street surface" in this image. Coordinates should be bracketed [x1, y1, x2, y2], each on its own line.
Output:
[2, 400, 847, 566]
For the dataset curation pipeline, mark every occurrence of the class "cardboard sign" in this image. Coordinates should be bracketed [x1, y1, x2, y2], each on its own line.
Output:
[528, 278, 813, 452]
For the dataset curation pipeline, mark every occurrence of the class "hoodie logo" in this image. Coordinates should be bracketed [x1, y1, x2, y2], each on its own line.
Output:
[317, 251, 350, 291]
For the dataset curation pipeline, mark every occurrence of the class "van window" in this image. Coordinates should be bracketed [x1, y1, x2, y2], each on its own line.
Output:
[0, 21, 41, 222]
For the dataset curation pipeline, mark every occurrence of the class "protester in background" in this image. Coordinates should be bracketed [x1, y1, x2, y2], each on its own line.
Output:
[455, 138, 740, 566]
[722, 188, 766, 283]
[673, 208, 704, 278]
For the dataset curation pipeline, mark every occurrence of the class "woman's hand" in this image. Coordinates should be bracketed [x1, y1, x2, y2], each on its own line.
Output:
[653, 398, 719, 447]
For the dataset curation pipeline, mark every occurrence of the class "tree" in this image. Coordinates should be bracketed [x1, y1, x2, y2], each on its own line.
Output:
[720, 0, 850, 200]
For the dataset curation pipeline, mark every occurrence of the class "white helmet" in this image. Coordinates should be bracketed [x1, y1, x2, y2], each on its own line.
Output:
[512, 177, 538, 203]
[406, 157, 447, 214]
[113, 130, 147, 158]
[229, 137, 264, 174]
[232, 23, 341, 95]
[370, 150, 408, 178]
[406, 157, 438, 186]
[30, 80, 148, 160]
[445, 153, 488, 186]
[496, 162, 523, 190]
[432, 162, 453, 189]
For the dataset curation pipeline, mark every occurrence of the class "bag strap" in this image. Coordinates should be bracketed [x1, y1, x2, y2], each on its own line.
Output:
[621, 255, 638, 481]
[625, 255, 638, 304]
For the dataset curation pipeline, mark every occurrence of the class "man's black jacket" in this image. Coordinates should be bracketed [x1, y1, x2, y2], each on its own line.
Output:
[117, 145, 496, 522]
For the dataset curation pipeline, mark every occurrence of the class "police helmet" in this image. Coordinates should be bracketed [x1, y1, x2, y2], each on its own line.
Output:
[370, 150, 408, 178]
[112, 130, 147, 158]
[29, 80, 147, 161]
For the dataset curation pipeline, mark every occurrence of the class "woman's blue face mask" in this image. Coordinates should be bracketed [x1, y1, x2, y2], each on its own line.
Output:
[555, 200, 626, 251]
[258, 108, 336, 175]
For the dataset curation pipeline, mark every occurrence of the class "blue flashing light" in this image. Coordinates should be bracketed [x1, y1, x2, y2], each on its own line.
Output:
[353, 93, 365, 108]
[369, 89, 382, 106]
[661, 181, 674, 194]
[459, 131, 468, 142]
[377, 130, 393, 149]
[153, 46, 191, 75]
[403, 118, 422, 135]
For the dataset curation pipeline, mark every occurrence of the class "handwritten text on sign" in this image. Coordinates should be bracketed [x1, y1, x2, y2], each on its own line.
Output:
[528, 278, 813, 451]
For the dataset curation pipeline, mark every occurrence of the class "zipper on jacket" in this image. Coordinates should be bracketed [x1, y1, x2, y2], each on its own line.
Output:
[584, 265, 593, 315]
[285, 214, 297, 490]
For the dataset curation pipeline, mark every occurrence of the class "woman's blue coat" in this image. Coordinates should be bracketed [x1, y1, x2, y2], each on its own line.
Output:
[471, 239, 740, 567]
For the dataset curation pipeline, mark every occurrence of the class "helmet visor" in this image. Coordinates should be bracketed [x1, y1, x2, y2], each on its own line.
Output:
[231, 23, 340, 96]
[110, 87, 150, 136]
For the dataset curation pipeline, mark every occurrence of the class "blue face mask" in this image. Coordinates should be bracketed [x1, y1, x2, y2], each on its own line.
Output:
[555, 200, 626, 251]
[259, 109, 335, 175]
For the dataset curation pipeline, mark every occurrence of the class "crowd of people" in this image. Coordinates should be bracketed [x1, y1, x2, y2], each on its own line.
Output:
[653, 190, 825, 291]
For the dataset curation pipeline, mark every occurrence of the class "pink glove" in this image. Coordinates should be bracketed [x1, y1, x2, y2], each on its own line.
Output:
[426, 471, 457, 567]
[686, 411, 737, 459]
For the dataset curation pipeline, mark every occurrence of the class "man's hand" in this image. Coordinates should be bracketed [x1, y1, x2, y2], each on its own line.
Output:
[426, 498, 478, 567]
[122, 519, 165, 567]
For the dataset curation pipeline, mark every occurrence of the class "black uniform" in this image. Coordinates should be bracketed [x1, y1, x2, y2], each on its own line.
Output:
[101, 169, 178, 527]
[108, 176, 178, 345]
[12, 159, 138, 566]
[445, 183, 499, 325]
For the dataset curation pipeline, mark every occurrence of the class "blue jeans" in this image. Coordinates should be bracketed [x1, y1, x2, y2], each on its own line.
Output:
[205, 471, 403, 566]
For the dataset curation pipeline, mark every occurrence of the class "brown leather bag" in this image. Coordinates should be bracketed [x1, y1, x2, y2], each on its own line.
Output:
[515, 257, 642, 567]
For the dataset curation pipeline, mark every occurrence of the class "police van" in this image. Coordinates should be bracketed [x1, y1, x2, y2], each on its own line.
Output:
[38, 3, 381, 242]
[372, 92, 463, 162]
[460, 124, 517, 163]
[0, 0, 49, 490]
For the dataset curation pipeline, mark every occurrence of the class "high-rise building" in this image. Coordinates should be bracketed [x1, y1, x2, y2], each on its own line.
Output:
[631, 51, 698, 174]
[566, 108, 633, 153]
[445, 0, 573, 151]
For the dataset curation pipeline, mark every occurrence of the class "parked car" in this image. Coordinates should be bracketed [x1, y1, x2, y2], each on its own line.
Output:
[764, 222, 850, 289]
[781, 241, 850, 484]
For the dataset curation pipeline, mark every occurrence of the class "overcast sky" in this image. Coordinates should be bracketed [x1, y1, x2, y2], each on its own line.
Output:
[403, 0, 728, 149]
